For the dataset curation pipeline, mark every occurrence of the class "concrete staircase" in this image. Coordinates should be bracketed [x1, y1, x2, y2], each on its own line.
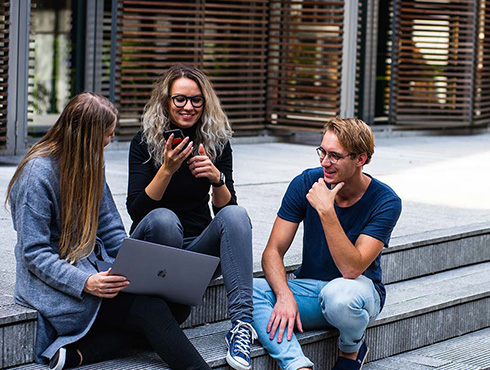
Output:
[3, 223, 490, 369]
[364, 327, 490, 369]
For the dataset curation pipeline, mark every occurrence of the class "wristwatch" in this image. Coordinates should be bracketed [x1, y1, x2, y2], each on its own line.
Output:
[211, 172, 226, 187]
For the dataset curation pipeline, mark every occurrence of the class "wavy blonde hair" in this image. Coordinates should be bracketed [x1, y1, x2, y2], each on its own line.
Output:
[6, 92, 117, 263]
[141, 64, 232, 166]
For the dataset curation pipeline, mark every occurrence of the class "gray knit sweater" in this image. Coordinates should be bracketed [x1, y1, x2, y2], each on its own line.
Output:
[10, 156, 127, 363]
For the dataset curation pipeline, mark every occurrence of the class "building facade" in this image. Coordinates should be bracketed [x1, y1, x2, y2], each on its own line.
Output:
[1, 0, 489, 155]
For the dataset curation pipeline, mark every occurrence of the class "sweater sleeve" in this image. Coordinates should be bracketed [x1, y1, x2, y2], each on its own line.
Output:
[13, 163, 90, 299]
[126, 132, 163, 226]
[96, 180, 127, 258]
[212, 141, 238, 215]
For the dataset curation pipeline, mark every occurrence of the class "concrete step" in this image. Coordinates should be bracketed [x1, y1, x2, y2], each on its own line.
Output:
[364, 327, 490, 369]
[7, 261, 490, 369]
[2, 224, 489, 368]
[0, 301, 36, 368]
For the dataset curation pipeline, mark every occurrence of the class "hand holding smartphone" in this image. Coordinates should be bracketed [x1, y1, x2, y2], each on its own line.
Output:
[163, 129, 185, 149]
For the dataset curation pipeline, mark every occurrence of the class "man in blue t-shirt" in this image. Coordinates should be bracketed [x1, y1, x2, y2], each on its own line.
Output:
[252, 117, 402, 370]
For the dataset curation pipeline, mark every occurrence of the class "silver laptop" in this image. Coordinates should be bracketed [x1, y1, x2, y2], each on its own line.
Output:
[99, 238, 220, 306]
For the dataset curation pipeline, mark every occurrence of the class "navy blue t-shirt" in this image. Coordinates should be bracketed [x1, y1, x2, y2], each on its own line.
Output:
[278, 167, 402, 309]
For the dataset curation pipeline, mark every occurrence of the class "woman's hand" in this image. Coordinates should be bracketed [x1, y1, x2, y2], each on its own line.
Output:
[145, 134, 193, 201]
[84, 269, 130, 298]
[162, 134, 193, 175]
[187, 144, 220, 182]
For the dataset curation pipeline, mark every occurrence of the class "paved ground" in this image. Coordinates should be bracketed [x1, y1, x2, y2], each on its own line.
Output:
[1, 131, 490, 300]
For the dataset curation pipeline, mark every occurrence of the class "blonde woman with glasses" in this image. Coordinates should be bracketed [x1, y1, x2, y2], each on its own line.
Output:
[127, 64, 256, 370]
[7, 92, 210, 370]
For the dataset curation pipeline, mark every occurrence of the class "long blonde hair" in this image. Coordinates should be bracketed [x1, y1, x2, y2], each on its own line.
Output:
[141, 64, 232, 166]
[6, 92, 117, 263]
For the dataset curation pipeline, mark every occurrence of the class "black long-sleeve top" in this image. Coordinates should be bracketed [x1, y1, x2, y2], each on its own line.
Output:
[126, 129, 237, 236]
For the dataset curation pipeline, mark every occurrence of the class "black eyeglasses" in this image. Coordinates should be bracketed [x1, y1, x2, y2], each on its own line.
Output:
[316, 147, 354, 164]
[171, 94, 205, 108]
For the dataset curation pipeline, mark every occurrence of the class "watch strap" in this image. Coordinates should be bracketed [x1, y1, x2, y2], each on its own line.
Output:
[211, 172, 225, 187]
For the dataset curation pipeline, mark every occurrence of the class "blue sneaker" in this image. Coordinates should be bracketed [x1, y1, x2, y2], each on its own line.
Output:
[225, 320, 258, 370]
[332, 341, 369, 370]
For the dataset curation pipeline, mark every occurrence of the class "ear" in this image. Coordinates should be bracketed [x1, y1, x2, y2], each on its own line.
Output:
[356, 153, 368, 167]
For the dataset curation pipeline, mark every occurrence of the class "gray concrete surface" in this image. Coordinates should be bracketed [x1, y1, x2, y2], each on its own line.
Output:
[364, 326, 490, 369]
[1, 132, 490, 301]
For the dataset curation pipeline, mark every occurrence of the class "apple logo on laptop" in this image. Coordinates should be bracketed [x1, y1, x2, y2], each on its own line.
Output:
[157, 269, 167, 278]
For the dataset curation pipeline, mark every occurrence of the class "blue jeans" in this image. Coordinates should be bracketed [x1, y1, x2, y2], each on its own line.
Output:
[252, 276, 380, 370]
[131, 205, 253, 323]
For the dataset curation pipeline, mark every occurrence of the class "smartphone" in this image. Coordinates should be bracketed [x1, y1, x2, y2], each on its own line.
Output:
[163, 129, 185, 149]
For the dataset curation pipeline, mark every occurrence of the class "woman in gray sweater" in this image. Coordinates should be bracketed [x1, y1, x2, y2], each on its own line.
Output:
[6, 92, 210, 369]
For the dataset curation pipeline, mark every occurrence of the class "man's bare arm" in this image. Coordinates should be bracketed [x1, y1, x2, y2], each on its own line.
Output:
[261, 217, 302, 342]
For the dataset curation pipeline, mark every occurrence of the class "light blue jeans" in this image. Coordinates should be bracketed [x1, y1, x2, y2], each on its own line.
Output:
[131, 205, 254, 323]
[252, 276, 381, 370]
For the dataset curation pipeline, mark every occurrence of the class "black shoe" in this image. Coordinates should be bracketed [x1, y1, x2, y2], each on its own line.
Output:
[49, 347, 66, 370]
[332, 341, 369, 370]
[357, 341, 369, 368]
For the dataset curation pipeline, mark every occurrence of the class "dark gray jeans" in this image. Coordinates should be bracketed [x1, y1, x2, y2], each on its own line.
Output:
[131, 205, 254, 323]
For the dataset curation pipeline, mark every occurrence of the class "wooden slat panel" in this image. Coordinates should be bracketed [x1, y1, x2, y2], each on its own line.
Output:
[197, 0, 266, 131]
[267, 0, 344, 130]
[101, 3, 113, 103]
[391, 0, 477, 125]
[0, 1, 9, 149]
[473, 0, 490, 125]
[116, 0, 268, 134]
[116, 0, 204, 134]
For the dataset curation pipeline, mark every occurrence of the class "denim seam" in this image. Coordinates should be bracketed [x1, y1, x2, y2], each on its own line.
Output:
[216, 213, 251, 322]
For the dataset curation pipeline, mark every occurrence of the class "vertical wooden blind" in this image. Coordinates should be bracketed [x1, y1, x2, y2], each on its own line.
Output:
[116, 1, 203, 135]
[102, 0, 113, 98]
[266, 0, 344, 131]
[202, 0, 269, 131]
[0, 1, 9, 150]
[473, 0, 490, 125]
[391, 0, 477, 125]
[354, 0, 365, 120]
[116, 0, 268, 136]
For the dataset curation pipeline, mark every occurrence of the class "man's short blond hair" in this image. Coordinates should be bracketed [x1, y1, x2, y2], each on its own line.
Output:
[323, 116, 375, 165]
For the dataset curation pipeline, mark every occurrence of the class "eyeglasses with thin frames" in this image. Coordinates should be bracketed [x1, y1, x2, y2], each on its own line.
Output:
[171, 94, 205, 108]
[316, 147, 354, 164]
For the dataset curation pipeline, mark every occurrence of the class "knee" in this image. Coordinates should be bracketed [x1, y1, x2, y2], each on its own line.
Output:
[134, 296, 173, 321]
[216, 205, 250, 226]
[320, 279, 358, 313]
[319, 278, 371, 327]
[133, 208, 183, 246]
[144, 208, 181, 230]
[168, 303, 191, 325]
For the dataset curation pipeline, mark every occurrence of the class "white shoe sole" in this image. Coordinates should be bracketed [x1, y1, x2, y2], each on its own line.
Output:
[49, 347, 66, 370]
[226, 351, 251, 370]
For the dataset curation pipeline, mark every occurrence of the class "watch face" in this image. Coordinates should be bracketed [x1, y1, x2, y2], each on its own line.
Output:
[212, 172, 225, 186]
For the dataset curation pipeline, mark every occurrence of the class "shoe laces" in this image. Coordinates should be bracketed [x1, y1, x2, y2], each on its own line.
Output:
[230, 320, 258, 357]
